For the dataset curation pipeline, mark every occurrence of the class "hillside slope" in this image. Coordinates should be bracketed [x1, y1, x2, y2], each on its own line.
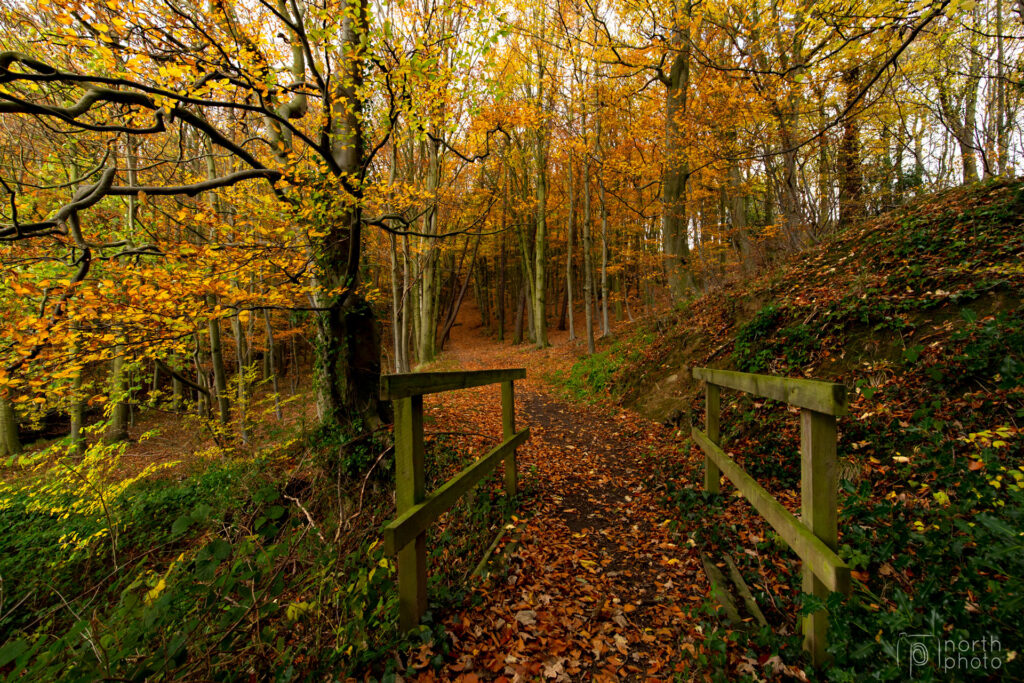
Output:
[559, 178, 1024, 679]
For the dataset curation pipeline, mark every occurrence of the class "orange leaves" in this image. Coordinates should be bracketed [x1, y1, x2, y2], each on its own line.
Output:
[413, 331, 719, 679]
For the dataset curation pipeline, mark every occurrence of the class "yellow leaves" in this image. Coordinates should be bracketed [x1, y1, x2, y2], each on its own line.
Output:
[157, 64, 189, 82]
[285, 601, 314, 621]
[145, 578, 167, 605]
[962, 426, 1016, 461]
[952, 0, 978, 11]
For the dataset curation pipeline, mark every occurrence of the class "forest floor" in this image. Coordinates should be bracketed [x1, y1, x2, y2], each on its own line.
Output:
[408, 312, 721, 682]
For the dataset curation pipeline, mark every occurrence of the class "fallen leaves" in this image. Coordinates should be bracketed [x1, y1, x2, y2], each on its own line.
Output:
[514, 610, 537, 627]
[415, 338, 714, 680]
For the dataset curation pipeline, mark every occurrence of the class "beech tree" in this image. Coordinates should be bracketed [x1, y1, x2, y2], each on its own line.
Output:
[0, 0, 390, 429]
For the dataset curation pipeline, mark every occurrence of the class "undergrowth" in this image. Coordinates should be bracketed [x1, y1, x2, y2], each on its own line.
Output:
[548, 329, 655, 403]
[0, 423, 512, 680]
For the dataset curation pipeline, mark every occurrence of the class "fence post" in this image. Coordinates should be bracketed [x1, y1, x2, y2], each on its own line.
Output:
[395, 394, 426, 631]
[705, 383, 721, 494]
[800, 408, 838, 667]
[502, 380, 517, 496]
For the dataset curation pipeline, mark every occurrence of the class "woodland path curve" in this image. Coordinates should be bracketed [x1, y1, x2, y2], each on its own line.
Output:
[416, 318, 711, 681]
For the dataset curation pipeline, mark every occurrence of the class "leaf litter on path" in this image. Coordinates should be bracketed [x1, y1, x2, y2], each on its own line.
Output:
[410, 320, 716, 681]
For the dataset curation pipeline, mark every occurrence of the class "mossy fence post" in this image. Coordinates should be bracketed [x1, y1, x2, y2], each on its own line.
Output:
[502, 379, 517, 496]
[800, 408, 838, 666]
[394, 394, 426, 631]
[691, 367, 849, 668]
[381, 369, 529, 632]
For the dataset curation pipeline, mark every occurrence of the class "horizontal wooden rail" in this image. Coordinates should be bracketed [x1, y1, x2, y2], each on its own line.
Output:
[692, 427, 850, 593]
[381, 368, 526, 400]
[692, 365, 848, 666]
[384, 428, 530, 556]
[382, 369, 527, 631]
[692, 367, 848, 416]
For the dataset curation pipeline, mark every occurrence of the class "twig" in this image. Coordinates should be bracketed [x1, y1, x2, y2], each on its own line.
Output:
[338, 446, 394, 541]
[706, 339, 732, 362]
[284, 494, 325, 543]
[53, 586, 103, 665]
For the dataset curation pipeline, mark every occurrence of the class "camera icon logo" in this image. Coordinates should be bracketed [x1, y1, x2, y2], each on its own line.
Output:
[897, 633, 936, 677]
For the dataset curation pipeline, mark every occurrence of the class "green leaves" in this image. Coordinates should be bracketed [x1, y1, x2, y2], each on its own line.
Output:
[0, 640, 28, 669]
[171, 503, 213, 538]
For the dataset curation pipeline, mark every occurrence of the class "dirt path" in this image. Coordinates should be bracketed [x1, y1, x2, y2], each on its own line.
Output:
[416, 314, 711, 681]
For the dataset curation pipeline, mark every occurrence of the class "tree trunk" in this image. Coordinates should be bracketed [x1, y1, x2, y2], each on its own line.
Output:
[498, 198, 507, 342]
[935, 46, 981, 186]
[961, 54, 980, 184]
[533, 31, 549, 349]
[400, 233, 412, 371]
[838, 66, 865, 229]
[598, 163, 611, 337]
[996, 0, 1009, 175]
[231, 313, 249, 443]
[0, 398, 21, 457]
[389, 232, 403, 372]
[513, 282, 526, 345]
[474, 259, 489, 328]
[264, 311, 282, 420]
[661, 0, 694, 300]
[194, 336, 211, 418]
[206, 299, 231, 424]
[815, 88, 831, 234]
[517, 177, 536, 343]
[566, 153, 577, 341]
[417, 138, 440, 364]
[582, 154, 596, 354]
[314, 0, 387, 430]
[440, 236, 481, 349]
[105, 345, 130, 443]
[729, 155, 752, 272]
[387, 139, 406, 372]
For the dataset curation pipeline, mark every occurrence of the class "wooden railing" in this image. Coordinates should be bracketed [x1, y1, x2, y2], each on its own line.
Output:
[691, 367, 850, 666]
[380, 368, 529, 631]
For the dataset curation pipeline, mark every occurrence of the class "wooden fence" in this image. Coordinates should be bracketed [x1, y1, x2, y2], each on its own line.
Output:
[690, 367, 850, 666]
[380, 368, 529, 631]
